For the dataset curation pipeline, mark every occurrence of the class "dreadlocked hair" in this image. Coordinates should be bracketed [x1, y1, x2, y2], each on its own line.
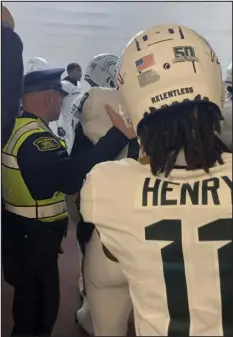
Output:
[139, 102, 225, 178]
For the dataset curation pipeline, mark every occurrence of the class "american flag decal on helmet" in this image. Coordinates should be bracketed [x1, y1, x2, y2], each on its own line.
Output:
[135, 54, 155, 72]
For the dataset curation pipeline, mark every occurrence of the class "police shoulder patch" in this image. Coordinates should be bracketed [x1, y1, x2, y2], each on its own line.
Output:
[33, 137, 60, 151]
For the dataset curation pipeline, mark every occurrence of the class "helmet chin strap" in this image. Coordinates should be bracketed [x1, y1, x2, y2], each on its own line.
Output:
[85, 77, 99, 88]
[109, 80, 115, 88]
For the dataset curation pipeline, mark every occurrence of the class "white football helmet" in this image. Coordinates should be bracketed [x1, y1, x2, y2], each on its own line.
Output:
[116, 25, 224, 133]
[225, 62, 232, 100]
[84, 54, 119, 88]
[26, 57, 48, 73]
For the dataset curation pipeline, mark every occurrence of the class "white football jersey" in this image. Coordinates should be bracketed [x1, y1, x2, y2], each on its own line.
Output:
[78, 87, 129, 159]
[219, 100, 232, 151]
[50, 87, 81, 154]
[81, 152, 232, 336]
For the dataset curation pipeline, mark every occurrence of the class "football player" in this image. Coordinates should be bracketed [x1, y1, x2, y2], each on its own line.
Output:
[27, 59, 82, 153]
[49, 79, 82, 154]
[219, 62, 232, 150]
[70, 53, 122, 155]
[225, 62, 232, 101]
[69, 53, 138, 335]
[26, 56, 48, 73]
[81, 25, 232, 336]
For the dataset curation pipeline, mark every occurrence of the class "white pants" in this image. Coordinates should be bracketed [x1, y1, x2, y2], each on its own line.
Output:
[83, 230, 132, 336]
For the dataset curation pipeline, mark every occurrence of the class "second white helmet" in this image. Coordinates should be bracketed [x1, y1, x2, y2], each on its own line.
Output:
[225, 62, 232, 100]
[84, 53, 119, 88]
[117, 25, 225, 132]
[26, 57, 48, 73]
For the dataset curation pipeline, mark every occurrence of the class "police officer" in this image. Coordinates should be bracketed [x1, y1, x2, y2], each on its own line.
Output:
[1, 68, 135, 337]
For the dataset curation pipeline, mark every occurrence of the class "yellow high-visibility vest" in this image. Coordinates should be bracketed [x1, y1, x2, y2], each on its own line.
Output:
[2, 117, 68, 222]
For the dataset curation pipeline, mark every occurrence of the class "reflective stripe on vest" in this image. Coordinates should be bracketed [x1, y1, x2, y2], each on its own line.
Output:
[4, 200, 67, 220]
[5, 121, 39, 154]
[2, 117, 68, 222]
[2, 152, 18, 169]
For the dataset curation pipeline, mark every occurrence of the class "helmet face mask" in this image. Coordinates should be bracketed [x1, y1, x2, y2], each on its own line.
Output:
[225, 62, 232, 101]
[116, 25, 224, 133]
[84, 54, 119, 88]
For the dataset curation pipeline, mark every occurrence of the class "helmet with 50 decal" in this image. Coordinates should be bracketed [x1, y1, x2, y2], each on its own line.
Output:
[84, 54, 119, 88]
[116, 25, 224, 134]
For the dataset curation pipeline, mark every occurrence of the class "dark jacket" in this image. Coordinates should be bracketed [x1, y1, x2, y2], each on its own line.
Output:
[2, 24, 24, 149]
[13, 113, 129, 197]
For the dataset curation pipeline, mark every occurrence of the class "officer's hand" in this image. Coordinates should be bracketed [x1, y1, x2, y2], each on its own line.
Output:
[105, 104, 136, 140]
[1, 6, 15, 30]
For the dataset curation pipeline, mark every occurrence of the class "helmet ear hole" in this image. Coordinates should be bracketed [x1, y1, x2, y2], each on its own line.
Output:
[110, 80, 115, 88]
[84, 54, 119, 88]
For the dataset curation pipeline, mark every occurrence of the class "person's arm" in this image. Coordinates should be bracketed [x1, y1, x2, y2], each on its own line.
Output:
[127, 138, 140, 160]
[2, 24, 23, 148]
[70, 122, 94, 156]
[17, 127, 131, 197]
[78, 126, 129, 175]
[71, 120, 134, 173]
[17, 132, 76, 197]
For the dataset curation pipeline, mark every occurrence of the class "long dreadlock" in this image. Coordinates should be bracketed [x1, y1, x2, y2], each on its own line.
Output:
[138, 102, 226, 178]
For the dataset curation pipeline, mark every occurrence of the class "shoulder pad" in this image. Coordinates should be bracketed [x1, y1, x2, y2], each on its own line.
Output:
[78, 92, 90, 114]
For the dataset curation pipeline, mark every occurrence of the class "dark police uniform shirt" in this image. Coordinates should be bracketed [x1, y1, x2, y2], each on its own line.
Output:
[3, 111, 130, 208]
[2, 111, 130, 252]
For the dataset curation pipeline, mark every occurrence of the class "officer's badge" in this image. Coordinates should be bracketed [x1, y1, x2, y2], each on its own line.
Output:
[33, 137, 60, 151]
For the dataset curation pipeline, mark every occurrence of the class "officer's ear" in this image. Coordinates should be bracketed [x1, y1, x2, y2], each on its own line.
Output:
[44, 91, 53, 107]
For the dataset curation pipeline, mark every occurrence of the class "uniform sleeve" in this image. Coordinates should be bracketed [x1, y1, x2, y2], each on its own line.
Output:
[70, 122, 93, 156]
[127, 138, 140, 160]
[71, 122, 130, 174]
[80, 172, 95, 224]
[18, 128, 129, 198]
[17, 131, 78, 199]
[78, 127, 129, 175]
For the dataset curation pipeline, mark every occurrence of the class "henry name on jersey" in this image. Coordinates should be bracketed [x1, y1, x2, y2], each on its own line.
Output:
[141, 175, 232, 207]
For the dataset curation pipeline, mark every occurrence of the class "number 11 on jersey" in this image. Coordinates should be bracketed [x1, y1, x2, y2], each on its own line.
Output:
[145, 218, 232, 336]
